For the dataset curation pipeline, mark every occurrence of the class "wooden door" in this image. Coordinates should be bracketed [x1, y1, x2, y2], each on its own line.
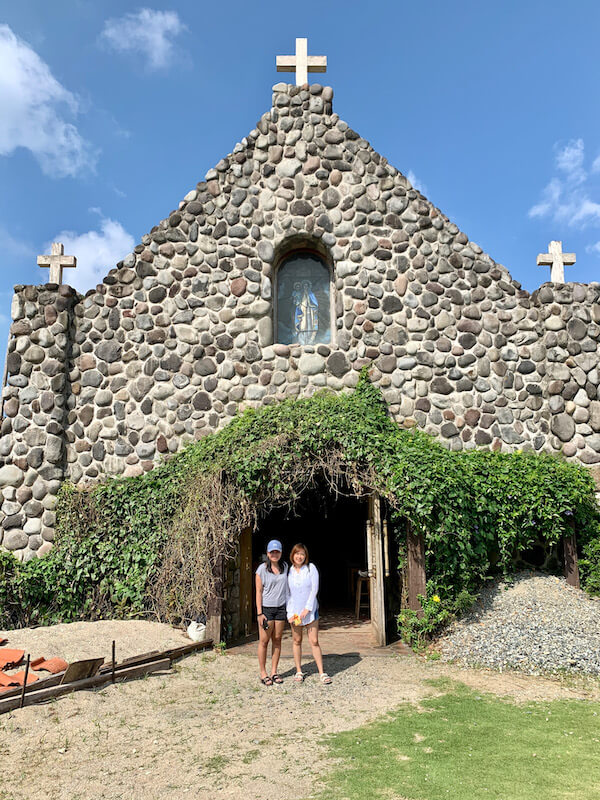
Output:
[239, 526, 253, 636]
[205, 555, 224, 644]
[382, 516, 402, 642]
[367, 494, 387, 646]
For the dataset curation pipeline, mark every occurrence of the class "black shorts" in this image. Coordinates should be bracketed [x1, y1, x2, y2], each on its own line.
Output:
[263, 605, 287, 622]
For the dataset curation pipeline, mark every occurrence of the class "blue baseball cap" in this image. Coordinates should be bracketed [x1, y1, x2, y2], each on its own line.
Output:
[267, 539, 283, 553]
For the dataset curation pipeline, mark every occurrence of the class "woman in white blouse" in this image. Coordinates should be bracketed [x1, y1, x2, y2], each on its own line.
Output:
[286, 543, 332, 684]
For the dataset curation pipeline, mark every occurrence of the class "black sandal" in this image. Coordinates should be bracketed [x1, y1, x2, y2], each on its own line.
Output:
[260, 675, 273, 686]
[271, 673, 283, 684]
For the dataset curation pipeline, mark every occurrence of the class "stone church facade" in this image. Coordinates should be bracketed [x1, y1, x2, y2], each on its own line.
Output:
[2, 82, 600, 561]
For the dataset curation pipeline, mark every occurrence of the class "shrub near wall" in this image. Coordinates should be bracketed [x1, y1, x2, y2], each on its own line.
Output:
[394, 439, 600, 646]
[1, 465, 184, 627]
[0, 372, 598, 630]
[580, 538, 600, 596]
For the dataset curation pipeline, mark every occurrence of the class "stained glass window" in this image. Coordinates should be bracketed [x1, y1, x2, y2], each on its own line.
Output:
[276, 253, 331, 345]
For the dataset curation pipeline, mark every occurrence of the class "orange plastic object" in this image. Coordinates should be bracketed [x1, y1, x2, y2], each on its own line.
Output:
[3, 670, 39, 687]
[0, 650, 24, 670]
[0, 672, 14, 686]
[34, 657, 68, 674]
[30, 657, 46, 669]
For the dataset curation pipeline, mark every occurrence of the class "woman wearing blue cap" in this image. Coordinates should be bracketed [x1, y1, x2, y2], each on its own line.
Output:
[255, 539, 288, 685]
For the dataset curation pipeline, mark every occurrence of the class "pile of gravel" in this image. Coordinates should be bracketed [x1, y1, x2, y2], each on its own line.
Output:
[437, 572, 600, 675]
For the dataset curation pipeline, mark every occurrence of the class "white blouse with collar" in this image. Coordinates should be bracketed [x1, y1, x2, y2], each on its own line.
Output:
[286, 563, 319, 626]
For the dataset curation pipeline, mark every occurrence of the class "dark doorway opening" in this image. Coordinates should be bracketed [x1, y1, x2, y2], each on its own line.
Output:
[253, 484, 368, 615]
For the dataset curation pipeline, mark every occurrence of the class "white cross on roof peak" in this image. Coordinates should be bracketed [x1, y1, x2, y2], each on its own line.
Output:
[276, 38, 327, 86]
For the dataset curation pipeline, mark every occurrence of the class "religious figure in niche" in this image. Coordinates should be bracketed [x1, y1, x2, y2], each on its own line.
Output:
[293, 280, 319, 344]
[277, 253, 330, 345]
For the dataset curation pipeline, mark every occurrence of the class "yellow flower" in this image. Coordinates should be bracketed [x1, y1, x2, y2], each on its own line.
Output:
[432, 595, 441, 603]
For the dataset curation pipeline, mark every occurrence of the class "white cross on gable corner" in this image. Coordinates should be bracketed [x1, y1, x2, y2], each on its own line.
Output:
[536, 240, 576, 284]
[276, 38, 327, 86]
[37, 242, 77, 285]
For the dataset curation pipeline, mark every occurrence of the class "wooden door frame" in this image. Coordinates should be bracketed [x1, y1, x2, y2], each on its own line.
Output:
[239, 526, 253, 636]
[205, 555, 224, 643]
[368, 494, 387, 647]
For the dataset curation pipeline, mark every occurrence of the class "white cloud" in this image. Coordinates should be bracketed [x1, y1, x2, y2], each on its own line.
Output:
[407, 170, 428, 196]
[586, 241, 600, 255]
[100, 9, 186, 71]
[570, 198, 600, 226]
[46, 216, 135, 293]
[0, 24, 96, 177]
[529, 177, 562, 219]
[555, 138, 585, 184]
[529, 139, 600, 228]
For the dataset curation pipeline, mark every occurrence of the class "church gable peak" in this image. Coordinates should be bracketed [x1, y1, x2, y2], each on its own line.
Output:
[123, 79, 513, 285]
[105, 79, 521, 317]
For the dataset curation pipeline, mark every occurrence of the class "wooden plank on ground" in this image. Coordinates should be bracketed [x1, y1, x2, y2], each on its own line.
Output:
[0, 658, 170, 715]
[103, 650, 161, 668]
[98, 638, 214, 673]
[1, 639, 213, 702]
[0, 672, 64, 701]
[162, 639, 214, 660]
[60, 657, 104, 684]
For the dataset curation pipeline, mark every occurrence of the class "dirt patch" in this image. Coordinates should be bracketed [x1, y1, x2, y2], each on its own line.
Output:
[0, 621, 598, 800]
[0, 620, 188, 664]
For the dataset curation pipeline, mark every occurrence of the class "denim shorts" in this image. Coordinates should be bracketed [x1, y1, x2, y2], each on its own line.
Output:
[263, 605, 287, 622]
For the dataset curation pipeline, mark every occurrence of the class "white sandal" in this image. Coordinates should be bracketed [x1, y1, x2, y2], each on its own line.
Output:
[294, 672, 305, 683]
[320, 673, 332, 684]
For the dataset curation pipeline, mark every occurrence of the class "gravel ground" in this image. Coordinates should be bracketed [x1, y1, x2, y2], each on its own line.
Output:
[437, 572, 600, 675]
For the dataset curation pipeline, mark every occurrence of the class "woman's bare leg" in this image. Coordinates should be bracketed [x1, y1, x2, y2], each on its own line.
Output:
[307, 622, 325, 674]
[258, 622, 273, 678]
[270, 620, 285, 675]
[291, 624, 303, 674]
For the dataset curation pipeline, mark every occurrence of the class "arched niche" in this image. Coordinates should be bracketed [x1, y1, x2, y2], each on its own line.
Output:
[274, 248, 334, 346]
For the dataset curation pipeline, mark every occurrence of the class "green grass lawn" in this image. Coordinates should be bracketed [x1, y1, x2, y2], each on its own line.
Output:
[315, 680, 600, 800]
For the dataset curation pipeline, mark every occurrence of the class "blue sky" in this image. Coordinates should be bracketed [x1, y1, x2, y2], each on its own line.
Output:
[2, 1, 600, 361]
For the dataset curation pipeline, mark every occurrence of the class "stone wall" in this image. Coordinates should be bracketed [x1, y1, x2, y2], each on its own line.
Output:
[2, 82, 600, 559]
[0, 285, 78, 559]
